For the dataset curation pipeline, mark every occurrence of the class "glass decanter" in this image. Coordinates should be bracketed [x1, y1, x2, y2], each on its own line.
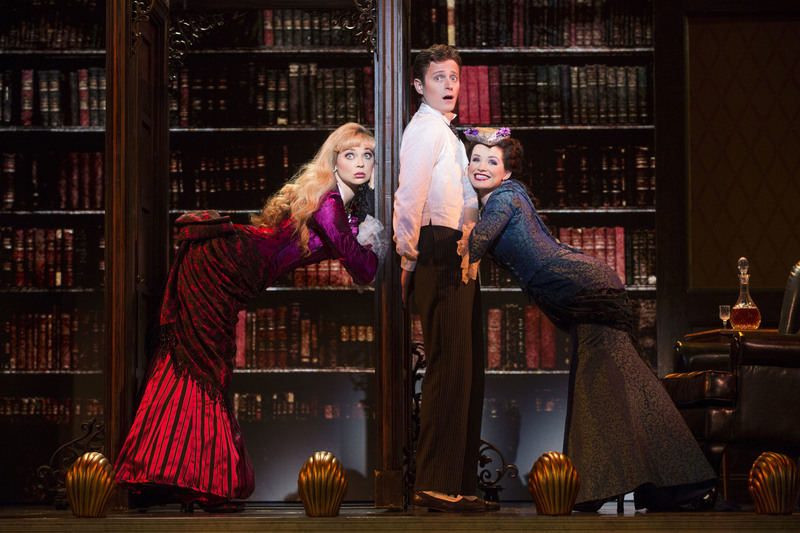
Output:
[729, 256, 761, 330]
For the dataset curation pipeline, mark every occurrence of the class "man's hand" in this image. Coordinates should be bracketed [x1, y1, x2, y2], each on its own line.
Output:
[401, 268, 414, 308]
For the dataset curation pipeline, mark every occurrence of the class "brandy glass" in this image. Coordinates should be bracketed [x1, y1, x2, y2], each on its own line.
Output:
[719, 305, 731, 329]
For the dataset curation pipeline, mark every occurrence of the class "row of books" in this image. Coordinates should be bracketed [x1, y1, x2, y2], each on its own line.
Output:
[170, 64, 374, 128]
[487, 304, 562, 370]
[0, 226, 104, 288]
[412, 311, 562, 371]
[533, 144, 655, 209]
[233, 306, 373, 370]
[485, 297, 657, 372]
[167, 141, 654, 213]
[0, 68, 106, 127]
[0, 0, 104, 50]
[556, 225, 625, 285]
[450, 63, 650, 127]
[233, 392, 369, 422]
[287, 259, 358, 288]
[1, 309, 103, 371]
[263, 9, 364, 48]
[481, 226, 655, 288]
[0, 397, 103, 422]
[558, 226, 656, 286]
[485, 395, 565, 416]
[169, 148, 271, 211]
[412, 0, 652, 48]
[189, 9, 361, 50]
[2, 152, 104, 211]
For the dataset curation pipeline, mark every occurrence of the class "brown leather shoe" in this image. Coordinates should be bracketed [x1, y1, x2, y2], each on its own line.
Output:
[412, 491, 488, 512]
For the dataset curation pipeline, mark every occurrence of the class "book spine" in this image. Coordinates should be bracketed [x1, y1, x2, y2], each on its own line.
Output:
[362, 65, 374, 125]
[276, 71, 289, 125]
[540, 314, 556, 369]
[36, 70, 50, 126]
[262, 9, 274, 46]
[488, 66, 502, 123]
[20, 69, 34, 126]
[487, 307, 502, 369]
[524, 305, 541, 369]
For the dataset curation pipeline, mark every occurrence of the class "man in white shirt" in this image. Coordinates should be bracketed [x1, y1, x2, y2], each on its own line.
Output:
[393, 44, 494, 513]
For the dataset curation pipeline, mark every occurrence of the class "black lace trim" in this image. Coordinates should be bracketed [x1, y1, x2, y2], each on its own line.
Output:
[155, 323, 232, 409]
[349, 184, 375, 223]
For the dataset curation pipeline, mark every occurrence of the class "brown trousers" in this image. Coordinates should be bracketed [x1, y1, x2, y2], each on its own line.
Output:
[413, 225, 485, 495]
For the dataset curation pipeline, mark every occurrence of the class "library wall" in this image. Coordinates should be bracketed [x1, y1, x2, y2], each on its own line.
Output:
[0, 0, 106, 504]
[686, 16, 800, 289]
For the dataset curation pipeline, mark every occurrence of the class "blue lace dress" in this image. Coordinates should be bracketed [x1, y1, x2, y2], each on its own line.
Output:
[468, 179, 715, 507]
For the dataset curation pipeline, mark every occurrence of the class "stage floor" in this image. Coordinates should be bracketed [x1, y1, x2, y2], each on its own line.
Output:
[1, 501, 799, 533]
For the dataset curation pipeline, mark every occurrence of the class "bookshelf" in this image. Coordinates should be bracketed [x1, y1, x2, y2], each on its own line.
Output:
[0, 0, 106, 504]
[166, 5, 377, 502]
[409, 0, 656, 500]
[0, 0, 665, 509]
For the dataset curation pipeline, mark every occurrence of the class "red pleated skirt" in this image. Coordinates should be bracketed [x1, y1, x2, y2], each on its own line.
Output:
[114, 354, 255, 503]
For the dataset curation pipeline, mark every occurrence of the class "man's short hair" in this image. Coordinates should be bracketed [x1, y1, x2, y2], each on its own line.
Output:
[412, 44, 462, 85]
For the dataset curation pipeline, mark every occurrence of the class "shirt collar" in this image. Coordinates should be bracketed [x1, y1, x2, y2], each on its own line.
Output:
[418, 102, 458, 126]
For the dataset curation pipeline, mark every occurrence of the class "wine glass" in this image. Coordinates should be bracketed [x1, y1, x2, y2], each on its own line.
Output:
[719, 305, 731, 329]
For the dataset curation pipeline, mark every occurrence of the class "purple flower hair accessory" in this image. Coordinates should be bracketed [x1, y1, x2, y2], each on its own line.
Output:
[463, 126, 511, 145]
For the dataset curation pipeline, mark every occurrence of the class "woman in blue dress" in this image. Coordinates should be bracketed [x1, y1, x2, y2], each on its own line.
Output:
[458, 128, 717, 511]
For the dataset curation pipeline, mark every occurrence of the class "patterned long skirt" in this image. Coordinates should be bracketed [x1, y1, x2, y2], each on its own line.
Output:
[114, 354, 254, 504]
[564, 323, 716, 504]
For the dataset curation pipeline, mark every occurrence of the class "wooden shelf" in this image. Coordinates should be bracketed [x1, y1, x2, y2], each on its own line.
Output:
[0, 287, 103, 294]
[0, 370, 103, 376]
[0, 126, 104, 134]
[172, 0, 356, 11]
[540, 206, 656, 215]
[233, 367, 374, 374]
[0, 49, 105, 57]
[0, 210, 105, 216]
[424, 46, 654, 58]
[186, 46, 370, 56]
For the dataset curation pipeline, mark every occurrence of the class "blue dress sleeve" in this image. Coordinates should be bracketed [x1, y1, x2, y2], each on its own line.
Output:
[311, 192, 379, 285]
[468, 187, 516, 263]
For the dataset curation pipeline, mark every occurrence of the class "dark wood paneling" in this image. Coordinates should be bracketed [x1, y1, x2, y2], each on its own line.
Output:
[373, 0, 409, 509]
[105, 0, 170, 508]
[654, 0, 800, 374]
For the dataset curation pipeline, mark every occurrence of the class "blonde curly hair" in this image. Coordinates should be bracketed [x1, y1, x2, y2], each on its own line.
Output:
[251, 122, 375, 254]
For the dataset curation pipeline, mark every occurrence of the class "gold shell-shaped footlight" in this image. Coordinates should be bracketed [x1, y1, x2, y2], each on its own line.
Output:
[65, 451, 116, 518]
[527, 451, 580, 516]
[748, 451, 800, 515]
[298, 451, 348, 517]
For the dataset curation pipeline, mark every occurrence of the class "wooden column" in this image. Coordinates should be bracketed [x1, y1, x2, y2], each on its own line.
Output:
[373, 0, 409, 509]
[105, 0, 170, 508]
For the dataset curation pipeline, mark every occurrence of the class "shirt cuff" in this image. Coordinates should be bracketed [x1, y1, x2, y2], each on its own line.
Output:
[400, 257, 417, 272]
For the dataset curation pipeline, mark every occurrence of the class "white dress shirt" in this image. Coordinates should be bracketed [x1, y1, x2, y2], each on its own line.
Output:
[393, 103, 478, 272]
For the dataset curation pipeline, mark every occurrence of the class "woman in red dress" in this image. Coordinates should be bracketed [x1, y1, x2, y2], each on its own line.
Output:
[114, 123, 381, 512]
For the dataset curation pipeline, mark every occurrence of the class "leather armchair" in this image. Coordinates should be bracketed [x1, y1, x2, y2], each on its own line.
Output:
[661, 261, 800, 503]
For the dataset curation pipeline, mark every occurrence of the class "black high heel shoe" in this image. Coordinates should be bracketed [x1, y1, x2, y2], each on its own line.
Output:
[573, 496, 617, 513]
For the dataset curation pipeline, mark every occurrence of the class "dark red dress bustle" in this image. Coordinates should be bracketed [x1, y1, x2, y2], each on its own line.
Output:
[114, 197, 378, 503]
